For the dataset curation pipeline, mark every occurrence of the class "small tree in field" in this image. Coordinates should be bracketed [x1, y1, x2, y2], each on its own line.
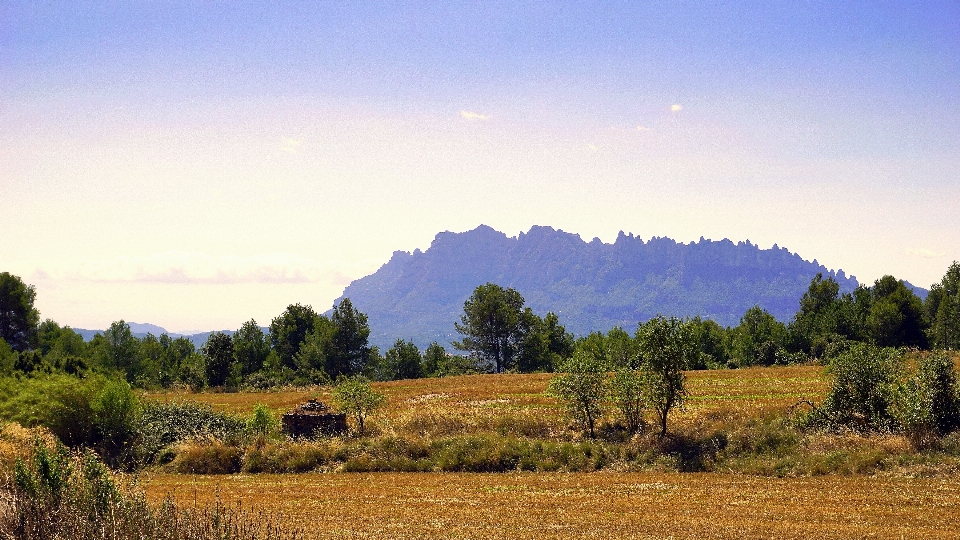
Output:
[547, 350, 607, 438]
[637, 316, 696, 438]
[609, 369, 645, 433]
[331, 376, 385, 435]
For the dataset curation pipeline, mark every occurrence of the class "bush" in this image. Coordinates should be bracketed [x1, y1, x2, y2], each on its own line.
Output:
[168, 441, 242, 474]
[0, 374, 140, 466]
[137, 400, 245, 465]
[2, 436, 297, 539]
[889, 352, 960, 449]
[246, 403, 279, 440]
[817, 344, 902, 431]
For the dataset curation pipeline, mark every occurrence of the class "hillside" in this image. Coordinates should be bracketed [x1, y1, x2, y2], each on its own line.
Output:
[335, 225, 861, 349]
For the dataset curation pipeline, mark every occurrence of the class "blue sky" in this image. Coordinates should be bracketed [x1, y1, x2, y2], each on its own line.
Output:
[2, 1, 959, 331]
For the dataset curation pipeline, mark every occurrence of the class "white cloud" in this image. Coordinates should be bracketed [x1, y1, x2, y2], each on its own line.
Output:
[907, 248, 946, 259]
[670, 104, 683, 113]
[636, 125, 650, 131]
[281, 138, 302, 153]
[459, 110, 490, 121]
[38, 252, 352, 285]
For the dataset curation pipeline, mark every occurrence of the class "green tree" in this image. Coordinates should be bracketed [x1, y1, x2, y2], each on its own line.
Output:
[294, 316, 336, 376]
[637, 316, 695, 438]
[685, 317, 729, 369]
[925, 262, 960, 350]
[421, 342, 447, 377]
[453, 283, 526, 373]
[0, 272, 40, 352]
[789, 273, 843, 354]
[383, 339, 423, 381]
[202, 332, 234, 387]
[93, 321, 139, 379]
[730, 306, 788, 366]
[37, 320, 87, 374]
[547, 350, 608, 438]
[233, 320, 270, 377]
[819, 344, 902, 431]
[890, 352, 960, 448]
[331, 376, 385, 434]
[867, 276, 927, 348]
[269, 304, 318, 370]
[327, 298, 371, 377]
[609, 369, 645, 433]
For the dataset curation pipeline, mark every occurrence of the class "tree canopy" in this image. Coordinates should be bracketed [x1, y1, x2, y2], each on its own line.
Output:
[0, 272, 40, 352]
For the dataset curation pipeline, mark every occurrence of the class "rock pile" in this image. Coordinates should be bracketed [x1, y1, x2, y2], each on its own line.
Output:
[281, 399, 347, 437]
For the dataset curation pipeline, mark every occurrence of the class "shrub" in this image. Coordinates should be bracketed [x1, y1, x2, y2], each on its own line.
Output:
[331, 376, 385, 434]
[137, 400, 245, 465]
[168, 441, 242, 474]
[609, 369, 645, 434]
[246, 403, 279, 439]
[1, 436, 297, 539]
[547, 351, 607, 438]
[817, 344, 902, 431]
[889, 352, 960, 449]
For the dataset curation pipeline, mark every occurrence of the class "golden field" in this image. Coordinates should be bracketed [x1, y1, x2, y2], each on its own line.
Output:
[149, 365, 830, 436]
[136, 365, 960, 538]
[144, 471, 960, 539]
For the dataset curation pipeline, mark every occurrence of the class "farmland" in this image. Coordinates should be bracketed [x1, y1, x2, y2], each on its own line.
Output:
[138, 364, 960, 538]
[143, 471, 960, 539]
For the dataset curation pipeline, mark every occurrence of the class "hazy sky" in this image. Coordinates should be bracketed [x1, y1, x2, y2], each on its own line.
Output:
[3, 1, 959, 333]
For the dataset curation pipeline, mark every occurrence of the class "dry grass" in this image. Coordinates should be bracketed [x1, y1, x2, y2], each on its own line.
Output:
[146, 365, 829, 439]
[144, 471, 960, 539]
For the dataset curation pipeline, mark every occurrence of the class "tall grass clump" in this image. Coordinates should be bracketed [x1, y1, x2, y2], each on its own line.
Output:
[0, 436, 299, 539]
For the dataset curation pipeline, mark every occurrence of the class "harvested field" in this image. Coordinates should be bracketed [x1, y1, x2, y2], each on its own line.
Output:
[148, 365, 830, 435]
[144, 471, 960, 539]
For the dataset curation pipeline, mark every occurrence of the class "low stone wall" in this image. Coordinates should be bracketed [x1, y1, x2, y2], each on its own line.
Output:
[281, 400, 348, 437]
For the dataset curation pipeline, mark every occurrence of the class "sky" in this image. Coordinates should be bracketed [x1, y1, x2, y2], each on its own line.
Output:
[2, 1, 959, 333]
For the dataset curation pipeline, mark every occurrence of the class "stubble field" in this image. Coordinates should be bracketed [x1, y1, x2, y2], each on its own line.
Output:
[138, 365, 960, 538]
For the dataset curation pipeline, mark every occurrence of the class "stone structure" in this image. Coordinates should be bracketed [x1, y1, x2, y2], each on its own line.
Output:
[281, 399, 348, 437]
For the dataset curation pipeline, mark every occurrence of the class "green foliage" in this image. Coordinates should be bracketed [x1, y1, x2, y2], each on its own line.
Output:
[269, 303, 319, 370]
[637, 316, 694, 438]
[232, 319, 269, 376]
[327, 298, 372, 377]
[789, 273, 843, 354]
[382, 339, 423, 381]
[867, 275, 927, 348]
[201, 332, 234, 388]
[925, 261, 960, 350]
[609, 369, 645, 433]
[547, 350, 608, 438]
[137, 400, 246, 464]
[0, 373, 140, 465]
[331, 375, 386, 434]
[421, 342, 447, 377]
[6, 436, 294, 539]
[177, 352, 207, 391]
[730, 306, 788, 366]
[818, 344, 902, 431]
[453, 283, 526, 373]
[685, 317, 729, 369]
[0, 272, 40, 352]
[246, 403, 279, 439]
[889, 352, 960, 448]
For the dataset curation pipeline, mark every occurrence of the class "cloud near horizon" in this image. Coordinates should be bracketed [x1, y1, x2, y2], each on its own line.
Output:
[459, 110, 490, 121]
[32, 252, 353, 285]
[907, 248, 947, 259]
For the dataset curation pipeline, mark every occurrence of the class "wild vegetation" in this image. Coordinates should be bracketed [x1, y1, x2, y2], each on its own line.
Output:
[0, 261, 959, 535]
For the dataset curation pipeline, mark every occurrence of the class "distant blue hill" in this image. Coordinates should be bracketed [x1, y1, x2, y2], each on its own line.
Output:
[335, 225, 900, 350]
[73, 324, 238, 349]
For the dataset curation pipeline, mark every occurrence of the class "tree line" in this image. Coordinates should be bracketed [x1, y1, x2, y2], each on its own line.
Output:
[0, 261, 958, 390]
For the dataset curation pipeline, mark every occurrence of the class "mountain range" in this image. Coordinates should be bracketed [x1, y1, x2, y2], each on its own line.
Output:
[335, 225, 921, 349]
[74, 225, 929, 350]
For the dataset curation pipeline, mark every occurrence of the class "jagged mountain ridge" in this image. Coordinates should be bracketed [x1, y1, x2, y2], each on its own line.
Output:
[336, 225, 861, 349]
